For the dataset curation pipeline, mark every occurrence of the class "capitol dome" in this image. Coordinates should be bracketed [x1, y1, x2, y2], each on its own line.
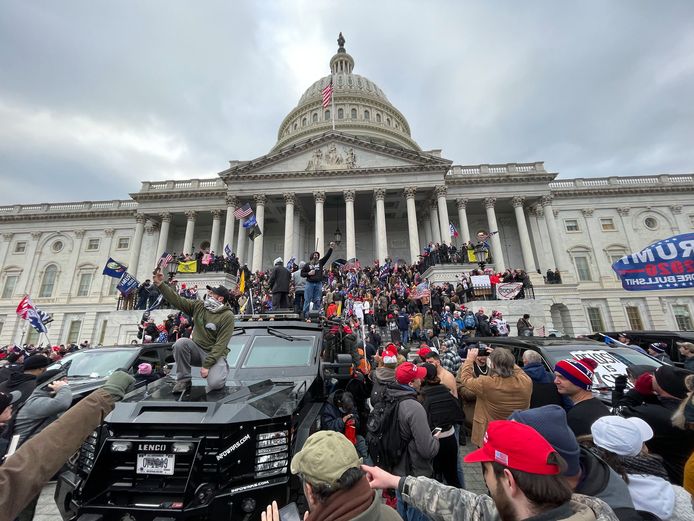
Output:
[273, 34, 420, 152]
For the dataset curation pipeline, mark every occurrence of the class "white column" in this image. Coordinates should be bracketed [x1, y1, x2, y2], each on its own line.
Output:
[294, 209, 302, 260]
[209, 209, 222, 254]
[374, 188, 388, 262]
[236, 217, 247, 265]
[456, 198, 471, 244]
[404, 186, 420, 263]
[283, 193, 295, 262]
[156, 212, 171, 257]
[435, 185, 452, 245]
[484, 197, 506, 272]
[182, 210, 196, 256]
[313, 191, 325, 254]
[251, 194, 266, 272]
[541, 195, 569, 273]
[512, 196, 537, 273]
[429, 203, 442, 244]
[344, 190, 356, 260]
[223, 195, 238, 254]
[422, 217, 431, 247]
[129, 213, 146, 277]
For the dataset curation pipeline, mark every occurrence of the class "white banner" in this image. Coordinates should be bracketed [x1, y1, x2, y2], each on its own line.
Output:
[496, 282, 523, 300]
[471, 275, 491, 288]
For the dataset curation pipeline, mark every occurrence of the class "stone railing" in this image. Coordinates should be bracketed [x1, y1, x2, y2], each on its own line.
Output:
[139, 178, 226, 192]
[0, 200, 136, 215]
[447, 162, 546, 176]
[549, 173, 694, 191]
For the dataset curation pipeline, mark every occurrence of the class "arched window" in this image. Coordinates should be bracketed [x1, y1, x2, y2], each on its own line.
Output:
[312, 113, 318, 123]
[351, 108, 357, 119]
[364, 110, 370, 121]
[386, 117, 391, 126]
[324, 110, 330, 120]
[39, 265, 58, 297]
[338, 108, 344, 119]
[293, 123, 298, 130]
[302, 117, 307, 127]
[376, 113, 381, 123]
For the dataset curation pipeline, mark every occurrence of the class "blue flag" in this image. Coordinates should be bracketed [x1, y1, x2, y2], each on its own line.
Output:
[243, 215, 257, 229]
[224, 244, 233, 259]
[611, 233, 694, 291]
[103, 258, 128, 278]
[117, 272, 139, 296]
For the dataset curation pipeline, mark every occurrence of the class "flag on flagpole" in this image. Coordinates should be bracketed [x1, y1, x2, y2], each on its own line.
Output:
[177, 260, 198, 273]
[233, 203, 253, 219]
[102, 258, 128, 278]
[248, 224, 262, 241]
[239, 270, 246, 293]
[322, 80, 333, 109]
[242, 215, 257, 228]
[412, 281, 431, 299]
[117, 272, 139, 295]
[16, 295, 49, 333]
[449, 222, 459, 238]
[224, 244, 233, 259]
[157, 252, 174, 269]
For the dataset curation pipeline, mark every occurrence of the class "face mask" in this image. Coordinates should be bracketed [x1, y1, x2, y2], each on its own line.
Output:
[204, 298, 223, 311]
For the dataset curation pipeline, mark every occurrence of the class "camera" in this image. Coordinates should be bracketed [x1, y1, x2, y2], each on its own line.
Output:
[477, 346, 489, 356]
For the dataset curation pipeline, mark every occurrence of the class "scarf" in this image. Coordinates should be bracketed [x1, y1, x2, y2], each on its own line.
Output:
[621, 453, 670, 480]
[307, 477, 374, 521]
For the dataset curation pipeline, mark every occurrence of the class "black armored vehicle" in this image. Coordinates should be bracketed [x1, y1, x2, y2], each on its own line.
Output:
[55, 315, 352, 521]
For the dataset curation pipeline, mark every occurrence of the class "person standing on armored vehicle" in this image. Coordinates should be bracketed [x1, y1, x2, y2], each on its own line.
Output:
[153, 268, 234, 393]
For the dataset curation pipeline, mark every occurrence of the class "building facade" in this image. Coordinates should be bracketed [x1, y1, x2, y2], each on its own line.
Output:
[1, 38, 693, 345]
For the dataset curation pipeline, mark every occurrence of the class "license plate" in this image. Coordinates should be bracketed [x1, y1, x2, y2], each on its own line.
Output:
[137, 454, 175, 475]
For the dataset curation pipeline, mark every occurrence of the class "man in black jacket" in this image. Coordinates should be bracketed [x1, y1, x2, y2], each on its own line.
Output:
[0, 355, 51, 406]
[269, 257, 291, 310]
[301, 242, 335, 316]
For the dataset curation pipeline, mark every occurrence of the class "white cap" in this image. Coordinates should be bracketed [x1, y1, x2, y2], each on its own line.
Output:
[274, 257, 283, 265]
[591, 416, 654, 456]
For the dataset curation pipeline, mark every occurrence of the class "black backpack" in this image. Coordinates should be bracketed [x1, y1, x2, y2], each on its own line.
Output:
[420, 384, 465, 430]
[365, 385, 415, 472]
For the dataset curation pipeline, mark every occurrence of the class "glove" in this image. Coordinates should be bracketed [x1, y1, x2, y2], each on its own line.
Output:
[614, 375, 628, 393]
[634, 373, 654, 397]
[102, 370, 135, 401]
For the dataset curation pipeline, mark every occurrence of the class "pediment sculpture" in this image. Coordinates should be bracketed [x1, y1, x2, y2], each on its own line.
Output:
[305, 144, 357, 171]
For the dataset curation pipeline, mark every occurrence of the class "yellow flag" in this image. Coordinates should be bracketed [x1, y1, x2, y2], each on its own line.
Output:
[177, 260, 197, 273]
[467, 247, 477, 263]
[239, 270, 245, 293]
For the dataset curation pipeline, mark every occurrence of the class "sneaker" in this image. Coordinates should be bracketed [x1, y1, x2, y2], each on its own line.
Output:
[171, 380, 191, 393]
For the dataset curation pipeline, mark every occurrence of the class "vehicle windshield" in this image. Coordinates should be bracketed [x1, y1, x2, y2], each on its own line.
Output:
[243, 335, 315, 368]
[49, 349, 138, 378]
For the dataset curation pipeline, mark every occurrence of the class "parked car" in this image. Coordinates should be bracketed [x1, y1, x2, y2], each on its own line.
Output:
[588, 330, 694, 366]
[46, 344, 174, 404]
[462, 337, 665, 405]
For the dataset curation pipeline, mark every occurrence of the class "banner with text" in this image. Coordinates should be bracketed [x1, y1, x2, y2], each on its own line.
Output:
[496, 282, 523, 300]
[611, 233, 694, 291]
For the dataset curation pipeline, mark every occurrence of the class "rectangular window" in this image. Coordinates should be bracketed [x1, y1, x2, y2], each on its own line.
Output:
[117, 237, 130, 249]
[0, 319, 4, 337]
[98, 320, 108, 345]
[574, 256, 592, 281]
[586, 307, 606, 332]
[1, 274, 18, 299]
[77, 273, 93, 297]
[625, 306, 644, 330]
[67, 320, 82, 344]
[600, 218, 616, 231]
[564, 219, 580, 232]
[673, 305, 694, 331]
[86, 238, 100, 251]
[107, 276, 119, 296]
[14, 241, 26, 253]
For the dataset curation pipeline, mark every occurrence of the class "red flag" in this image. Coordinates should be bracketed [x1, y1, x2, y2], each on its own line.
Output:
[322, 81, 333, 109]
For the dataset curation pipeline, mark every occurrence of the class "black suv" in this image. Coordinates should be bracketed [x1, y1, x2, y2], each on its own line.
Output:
[55, 317, 346, 521]
[588, 330, 694, 366]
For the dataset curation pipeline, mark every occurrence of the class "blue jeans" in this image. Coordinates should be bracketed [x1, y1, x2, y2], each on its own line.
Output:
[400, 329, 409, 345]
[396, 490, 430, 521]
[453, 424, 466, 488]
[303, 281, 322, 316]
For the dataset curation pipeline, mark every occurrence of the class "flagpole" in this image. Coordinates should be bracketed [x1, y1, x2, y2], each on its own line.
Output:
[331, 75, 335, 131]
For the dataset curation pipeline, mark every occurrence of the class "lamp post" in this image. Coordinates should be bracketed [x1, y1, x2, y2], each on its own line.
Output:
[474, 242, 489, 270]
[334, 203, 342, 246]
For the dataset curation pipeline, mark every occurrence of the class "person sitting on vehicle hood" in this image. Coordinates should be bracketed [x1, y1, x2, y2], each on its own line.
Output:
[262, 430, 402, 521]
[0, 355, 52, 406]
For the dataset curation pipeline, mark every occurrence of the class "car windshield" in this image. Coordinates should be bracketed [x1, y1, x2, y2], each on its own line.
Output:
[243, 335, 314, 368]
[547, 347, 660, 388]
[49, 349, 138, 378]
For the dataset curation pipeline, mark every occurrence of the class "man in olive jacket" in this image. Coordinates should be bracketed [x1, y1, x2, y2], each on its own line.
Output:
[153, 269, 234, 393]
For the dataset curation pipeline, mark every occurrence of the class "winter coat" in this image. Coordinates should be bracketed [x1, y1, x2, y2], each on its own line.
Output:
[13, 386, 73, 445]
[458, 360, 532, 447]
[523, 362, 566, 409]
[292, 269, 306, 291]
[400, 475, 619, 521]
[387, 384, 439, 478]
[269, 264, 291, 293]
[157, 282, 234, 369]
[0, 372, 37, 406]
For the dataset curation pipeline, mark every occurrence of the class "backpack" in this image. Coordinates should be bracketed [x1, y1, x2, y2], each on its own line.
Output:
[421, 385, 465, 430]
[366, 386, 415, 472]
[464, 312, 476, 330]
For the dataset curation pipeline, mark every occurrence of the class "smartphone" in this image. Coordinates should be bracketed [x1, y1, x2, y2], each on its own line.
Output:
[431, 427, 442, 435]
[279, 502, 301, 521]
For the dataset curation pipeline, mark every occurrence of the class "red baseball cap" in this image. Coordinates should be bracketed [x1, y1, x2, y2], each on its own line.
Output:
[395, 362, 427, 385]
[418, 346, 432, 359]
[464, 420, 561, 475]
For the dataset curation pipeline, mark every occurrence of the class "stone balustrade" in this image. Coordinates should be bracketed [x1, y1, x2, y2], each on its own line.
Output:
[140, 178, 225, 191]
[549, 173, 693, 191]
[447, 162, 546, 176]
[0, 200, 136, 215]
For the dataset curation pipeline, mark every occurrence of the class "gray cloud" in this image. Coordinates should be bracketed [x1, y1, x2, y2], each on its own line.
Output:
[1, 0, 693, 204]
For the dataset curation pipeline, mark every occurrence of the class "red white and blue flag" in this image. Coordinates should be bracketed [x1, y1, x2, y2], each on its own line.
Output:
[233, 203, 253, 220]
[16, 295, 51, 333]
[449, 222, 459, 238]
[412, 281, 431, 299]
[157, 252, 173, 269]
[322, 80, 333, 109]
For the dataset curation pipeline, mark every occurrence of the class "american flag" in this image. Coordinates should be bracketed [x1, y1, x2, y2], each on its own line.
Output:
[233, 203, 253, 220]
[449, 222, 459, 238]
[322, 81, 333, 109]
[157, 252, 173, 269]
[16, 295, 50, 333]
[412, 281, 431, 300]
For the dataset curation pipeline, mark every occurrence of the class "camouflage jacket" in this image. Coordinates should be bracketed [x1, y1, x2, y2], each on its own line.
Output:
[401, 476, 619, 521]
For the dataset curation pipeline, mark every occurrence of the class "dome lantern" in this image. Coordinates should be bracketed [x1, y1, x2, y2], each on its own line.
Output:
[329, 32, 354, 75]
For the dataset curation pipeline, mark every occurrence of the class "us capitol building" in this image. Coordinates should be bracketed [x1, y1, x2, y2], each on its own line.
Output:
[0, 36, 692, 345]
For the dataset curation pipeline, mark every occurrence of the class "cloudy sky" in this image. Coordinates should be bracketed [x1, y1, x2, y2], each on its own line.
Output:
[1, 1, 693, 204]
